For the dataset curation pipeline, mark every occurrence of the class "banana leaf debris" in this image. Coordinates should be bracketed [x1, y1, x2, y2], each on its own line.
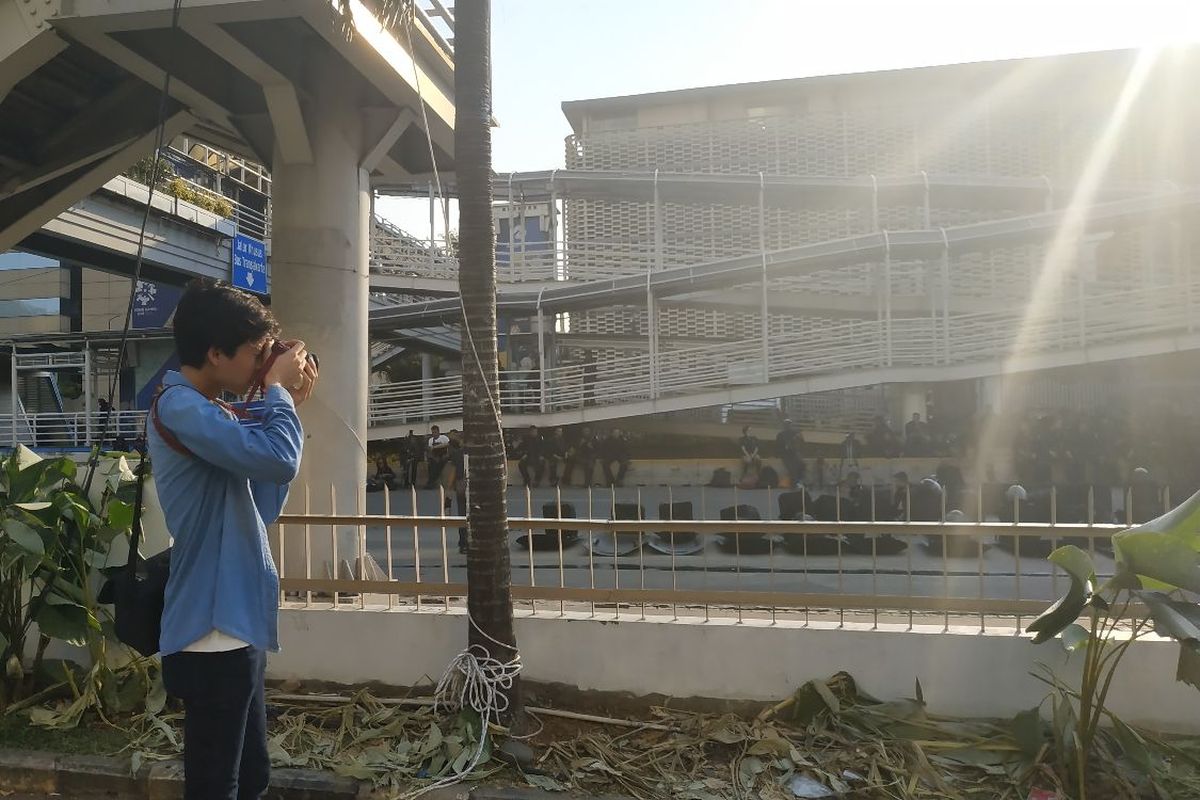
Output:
[25, 670, 1200, 799]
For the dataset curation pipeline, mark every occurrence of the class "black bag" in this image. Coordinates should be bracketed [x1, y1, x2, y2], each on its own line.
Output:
[708, 467, 732, 487]
[758, 465, 779, 489]
[98, 455, 170, 658]
[98, 388, 196, 658]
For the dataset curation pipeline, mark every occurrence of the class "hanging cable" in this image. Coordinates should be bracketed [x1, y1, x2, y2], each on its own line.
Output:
[81, 0, 187, 496]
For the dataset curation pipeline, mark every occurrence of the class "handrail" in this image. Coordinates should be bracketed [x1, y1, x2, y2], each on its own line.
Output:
[368, 279, 1200, 425]
[272, 509, 1132, 625]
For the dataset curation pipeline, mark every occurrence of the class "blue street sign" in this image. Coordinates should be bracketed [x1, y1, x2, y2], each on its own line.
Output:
[232, 233, 268, 295]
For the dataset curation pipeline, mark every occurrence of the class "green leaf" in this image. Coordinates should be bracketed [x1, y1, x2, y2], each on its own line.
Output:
[14, 502, 51, 512]
[34, 602, 90, 646]
[332, 761, 378, 780]
[1011, 707, 1045, 757]
[115, 671, 148, 713]
[525, 774, 567, 792]
[146, 673, 167, 716]
[1122, 486, 1200, 548]
[450, 744, 472, 775]
[812, 679, 841, 714]
[1177, 643, 1200, 691]
[10, 457, 73, 501]
[1049, 545, 1095, 585]
[1140, 591, 1200, 692]
[1027, 578, 1088, 644]
[106, 500, 134, 532]
[1060, 623, 1090, 652]
[1139, 591, 1200, 643]
[1111, 716, 1157, 773]
[83, 549, 111, 571]
[3, 519, 44, 556]
[1114, 531, 1200, 593]
[425, 721, 443, 752]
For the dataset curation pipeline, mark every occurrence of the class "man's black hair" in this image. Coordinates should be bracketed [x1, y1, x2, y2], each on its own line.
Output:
[173, 279, 279, 367]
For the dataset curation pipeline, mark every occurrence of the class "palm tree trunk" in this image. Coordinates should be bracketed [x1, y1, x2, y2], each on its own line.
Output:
[456, 0, 521, 722]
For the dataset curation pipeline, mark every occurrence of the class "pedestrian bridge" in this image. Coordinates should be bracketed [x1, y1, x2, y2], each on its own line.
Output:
[366, 277, 1200, 438]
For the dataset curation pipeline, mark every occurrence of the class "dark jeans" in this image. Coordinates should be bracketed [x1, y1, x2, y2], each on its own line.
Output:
[519, 455, 545, 486]
[546, 456, 564, 486]
[781, 452, 805, 484]
[602, 458, 629, 486]
[427, 456, 447, 488]
[162, 646, 269, 800]
[563, 455, 595, 487]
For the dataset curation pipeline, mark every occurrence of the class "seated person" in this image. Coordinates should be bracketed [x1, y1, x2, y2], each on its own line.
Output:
[600, 429, 631, 487]
[517, 425, 546, 487]
[545, 427, 567, 487]
[564, 426, 597, 487]
[738, 425, 762, 482]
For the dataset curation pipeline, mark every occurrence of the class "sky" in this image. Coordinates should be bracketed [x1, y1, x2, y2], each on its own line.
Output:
[376, 0, 1200, 236]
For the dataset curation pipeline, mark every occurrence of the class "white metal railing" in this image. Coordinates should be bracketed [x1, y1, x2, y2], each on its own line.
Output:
[15, 352, 86, 370]
[0, 411, 147, 449]
[369, 225, 730, 285]
[368, 280, 1200, 426]
[171, 139, 272, 195]
[170, 175, 269, 240]
[271, 485, 1146, 630]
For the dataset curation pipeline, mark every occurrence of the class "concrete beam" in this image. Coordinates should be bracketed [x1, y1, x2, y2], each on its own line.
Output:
[0, 109, 195, 252]
[304, 0, 455, 160]
[0, 138, 132, 202]
[66, 0, 301, 31]
[68, 26, 235, 132]
[181, 20, 313, 165]
[0, 25, 66, 105]
[33, 79, 150, 161]
[361, 107, 416, 172]
[372, 155, 411, 183]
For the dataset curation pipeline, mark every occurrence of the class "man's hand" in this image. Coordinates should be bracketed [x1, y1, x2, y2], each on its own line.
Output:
[287, 356, 319, 407]
[265, 341, 316, 405]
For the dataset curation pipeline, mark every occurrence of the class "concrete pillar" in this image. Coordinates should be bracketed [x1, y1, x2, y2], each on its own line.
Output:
[270, 58, 369, 580]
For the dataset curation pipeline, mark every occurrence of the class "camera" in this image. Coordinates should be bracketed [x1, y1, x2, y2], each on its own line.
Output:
[269, 339, 319, 370]
[247, 340, 319, 401]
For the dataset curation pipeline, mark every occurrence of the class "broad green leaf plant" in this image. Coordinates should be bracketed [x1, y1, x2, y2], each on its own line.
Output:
[0, 445, 154, 721]
[1027, 488, 1200, 799]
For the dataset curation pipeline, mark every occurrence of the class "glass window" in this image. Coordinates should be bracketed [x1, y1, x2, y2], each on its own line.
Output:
[0, 298, 61, 317]
[0, 252, 58, 270]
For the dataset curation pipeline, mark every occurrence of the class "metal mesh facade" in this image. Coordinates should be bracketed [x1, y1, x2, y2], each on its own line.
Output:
[560, 53, 1195, 344]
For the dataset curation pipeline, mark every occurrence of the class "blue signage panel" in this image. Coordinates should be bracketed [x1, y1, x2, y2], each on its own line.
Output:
[132, 280, 183, 329]
[232, 233, 268, 295]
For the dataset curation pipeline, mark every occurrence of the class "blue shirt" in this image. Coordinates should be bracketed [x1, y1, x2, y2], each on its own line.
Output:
[148, 370, 303, 656]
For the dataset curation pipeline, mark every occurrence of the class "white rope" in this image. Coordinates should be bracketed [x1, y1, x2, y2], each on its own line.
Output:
[399, 612, 522, 800]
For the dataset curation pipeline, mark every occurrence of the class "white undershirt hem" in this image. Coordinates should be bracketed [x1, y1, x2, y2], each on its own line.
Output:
[182, 629, 250, 653]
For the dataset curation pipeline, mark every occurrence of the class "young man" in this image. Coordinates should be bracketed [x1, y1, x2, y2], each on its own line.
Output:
[150, 280, 316, 800]
[517, 425, 546, 487]
[738, 425, 762, 482]
[601, 429, 631, 487]
[426, 425, 450, 487]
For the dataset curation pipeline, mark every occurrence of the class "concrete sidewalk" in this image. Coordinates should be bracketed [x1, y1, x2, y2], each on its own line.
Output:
[0, 748, 631, 800]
